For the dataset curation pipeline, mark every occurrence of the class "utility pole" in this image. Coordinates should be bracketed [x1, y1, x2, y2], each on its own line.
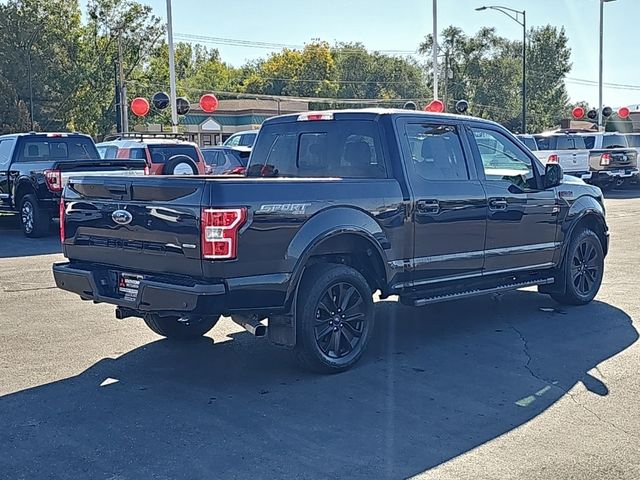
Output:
[521, 10, 527, 134]
[114, 61, 122, 133]
[443, 49, 449, 111]
[432, 0, 439, 100]
[166, 0, 179, 133]
[117, 32, 129, 133]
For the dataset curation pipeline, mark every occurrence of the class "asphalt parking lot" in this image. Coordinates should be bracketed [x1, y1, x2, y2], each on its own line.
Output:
[1, 192, 639, 480]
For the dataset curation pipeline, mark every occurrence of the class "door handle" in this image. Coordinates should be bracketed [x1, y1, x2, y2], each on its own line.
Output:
[417, 199, 440, 214]
[488, 198, 508, 210]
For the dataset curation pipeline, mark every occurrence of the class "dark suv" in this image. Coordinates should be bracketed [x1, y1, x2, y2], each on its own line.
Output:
[201, 146, 251, 174]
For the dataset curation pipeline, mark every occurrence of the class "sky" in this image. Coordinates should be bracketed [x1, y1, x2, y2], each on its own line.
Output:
[143, 0, 639, 107]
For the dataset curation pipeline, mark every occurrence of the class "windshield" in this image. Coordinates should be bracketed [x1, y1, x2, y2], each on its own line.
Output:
[518, 136, 537, 150]
[17, 137, 98, 161]
[227, 149, 251, 166]
[534, 135, 586, 151]
[603, 134, 628, 149]
[147, 145, 198, 163]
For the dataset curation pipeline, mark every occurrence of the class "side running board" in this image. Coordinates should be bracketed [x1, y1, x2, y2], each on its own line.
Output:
[410, 278, 555, 307]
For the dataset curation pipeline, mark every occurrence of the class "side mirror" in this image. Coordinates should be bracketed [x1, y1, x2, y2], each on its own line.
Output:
[544, 163, 563, 189]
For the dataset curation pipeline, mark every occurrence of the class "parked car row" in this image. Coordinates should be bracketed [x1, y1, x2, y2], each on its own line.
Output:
[517, 131, 639, 190]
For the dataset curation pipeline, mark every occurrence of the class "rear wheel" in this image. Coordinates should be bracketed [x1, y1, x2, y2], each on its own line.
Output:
[143, 314, 219, 340]
[551, 228, 604, 306]
[20, 194, 51, 238]
[294, 264, 375, 373]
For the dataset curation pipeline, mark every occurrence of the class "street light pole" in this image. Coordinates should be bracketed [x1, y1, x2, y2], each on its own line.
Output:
[598, 0, 617, 130]
[432, 0, 439, 100]
[476, 5, 526, 133]
[522, 10, 526, 134]
[166, 0, 179, 133]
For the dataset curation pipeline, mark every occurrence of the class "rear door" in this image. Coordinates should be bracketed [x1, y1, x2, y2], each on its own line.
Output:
[396, 118, 487, 286]
[0, 138, 16, 208]
[468, 126, 559, 273]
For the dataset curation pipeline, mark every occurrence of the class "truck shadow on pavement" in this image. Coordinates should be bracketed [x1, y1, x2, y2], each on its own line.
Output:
[0, 214, 61, 258]
[1, 291, 636, 479]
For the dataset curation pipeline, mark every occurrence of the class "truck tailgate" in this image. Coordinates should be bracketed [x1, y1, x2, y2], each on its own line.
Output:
[55, 158, 146, 186]
[63, 176, 205, 278]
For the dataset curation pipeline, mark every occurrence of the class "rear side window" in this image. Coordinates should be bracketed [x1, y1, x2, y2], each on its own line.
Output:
[17, 137, 96, 161]
[404, 124, 469, 181]
[203, 150, 222, 166]
[583, 136, 595, 149]
[247, 120, 386, 178]
[147, 145, 198, 164]
[129, 148, 147, 160]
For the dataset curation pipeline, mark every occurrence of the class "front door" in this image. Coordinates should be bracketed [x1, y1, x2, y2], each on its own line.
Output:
[397, 119, 488, 287]
[468, 126, 559, 274]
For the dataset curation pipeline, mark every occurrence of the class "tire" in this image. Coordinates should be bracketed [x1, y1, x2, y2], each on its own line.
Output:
[143, 314, 219, 340]
[294, 264, 375, 373]
[163, 155, 198, 175]
[20, 194, 51, 238]
[551, 228, 604, 306]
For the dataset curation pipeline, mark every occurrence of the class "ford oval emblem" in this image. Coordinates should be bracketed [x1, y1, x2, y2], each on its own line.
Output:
[112, 209, 133, 225]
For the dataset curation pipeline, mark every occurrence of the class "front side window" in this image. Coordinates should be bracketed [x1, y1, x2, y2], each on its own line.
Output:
[129, 148, 147, 160]
[238, 133, 257, 147]
[404, 124, 469, 181]
[471, 128, 538, 190]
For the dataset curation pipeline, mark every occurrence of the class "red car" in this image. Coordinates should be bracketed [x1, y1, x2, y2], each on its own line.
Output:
[96, 134, 206, 175]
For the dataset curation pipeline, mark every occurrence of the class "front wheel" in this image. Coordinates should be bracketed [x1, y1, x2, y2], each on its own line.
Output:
[551, 228, 604, 306]
[294, 264, 375, 373]
[143, 314, 219, 340]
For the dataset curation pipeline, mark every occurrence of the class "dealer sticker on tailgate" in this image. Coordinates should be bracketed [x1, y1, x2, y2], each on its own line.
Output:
[118, 273, 143, 302]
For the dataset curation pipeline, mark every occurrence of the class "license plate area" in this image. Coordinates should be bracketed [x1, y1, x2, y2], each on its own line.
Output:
[118, 272, 144, 302]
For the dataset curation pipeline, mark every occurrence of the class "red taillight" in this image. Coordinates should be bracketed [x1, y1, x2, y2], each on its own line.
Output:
[44, 169, 63, 192]
[600, 153, 611, 166]
[224, 166, 246, 175]
[201, 208, 247, 260]
[59, 200, 65, 243]
[547, 154, 559, 164]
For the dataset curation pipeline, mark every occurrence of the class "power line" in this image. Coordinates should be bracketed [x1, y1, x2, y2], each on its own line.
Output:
[174, 33, 417, 55]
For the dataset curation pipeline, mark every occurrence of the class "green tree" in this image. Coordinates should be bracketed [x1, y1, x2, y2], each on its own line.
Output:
[69, 0, 164, 136]
[0, 0, 84, 133]
[419, 25, 573, 133]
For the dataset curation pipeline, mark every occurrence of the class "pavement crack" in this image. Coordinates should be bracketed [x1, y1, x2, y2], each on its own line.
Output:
[509, 325, 639, 441]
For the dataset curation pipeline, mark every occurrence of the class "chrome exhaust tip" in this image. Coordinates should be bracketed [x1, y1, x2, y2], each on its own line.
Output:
[231, 314, 267, 337]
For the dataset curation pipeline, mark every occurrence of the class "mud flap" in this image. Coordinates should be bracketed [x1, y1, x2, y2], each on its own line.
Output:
[268, 314, 296, 348]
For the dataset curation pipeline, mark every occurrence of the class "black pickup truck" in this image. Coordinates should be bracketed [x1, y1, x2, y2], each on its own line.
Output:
[53, 110, 609, 372]
[0, 132, 146, 237]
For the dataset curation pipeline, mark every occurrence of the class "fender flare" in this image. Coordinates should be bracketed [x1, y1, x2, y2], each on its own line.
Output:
[283, 207, 391, 311]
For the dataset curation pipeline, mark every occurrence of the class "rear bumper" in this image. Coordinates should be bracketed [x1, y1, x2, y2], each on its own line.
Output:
[593, 168, 638, 179]
[53, 262, 226, 315]
[566, 171, 592, 181]
[52, 262, 291, 316]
